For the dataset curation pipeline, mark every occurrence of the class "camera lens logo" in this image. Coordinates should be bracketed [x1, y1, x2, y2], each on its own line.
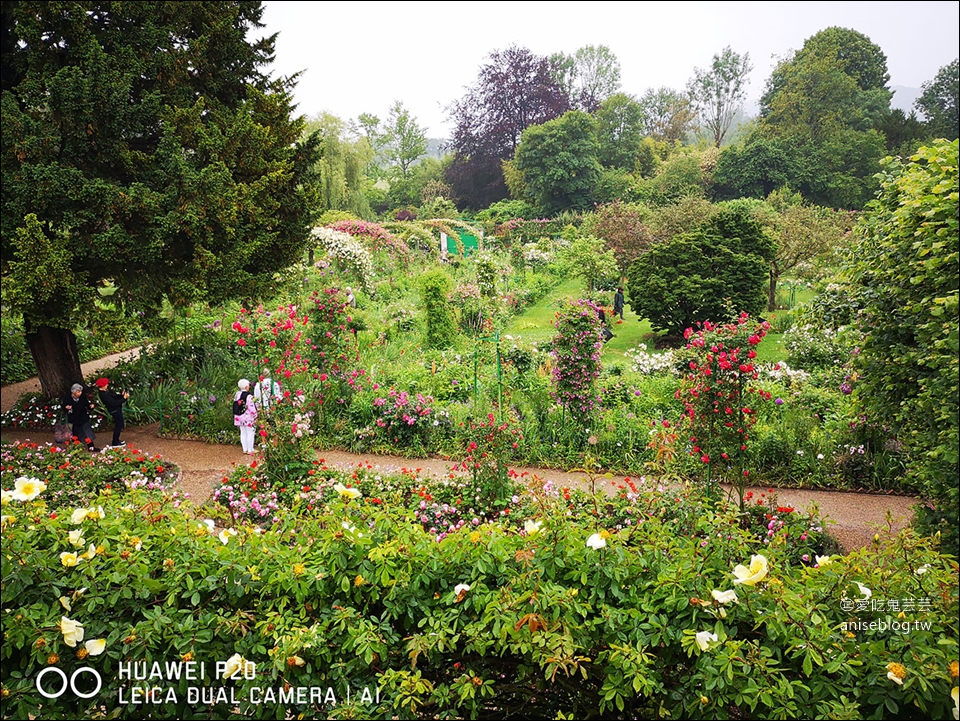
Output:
[36, 667, 102, 699]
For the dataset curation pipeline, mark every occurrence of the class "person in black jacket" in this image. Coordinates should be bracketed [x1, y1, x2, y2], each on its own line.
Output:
[63, 383, 98, 451]
[95, 377, 129, 448]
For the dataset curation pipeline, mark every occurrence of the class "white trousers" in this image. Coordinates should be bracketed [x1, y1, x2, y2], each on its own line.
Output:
[240, 426, 255, 453]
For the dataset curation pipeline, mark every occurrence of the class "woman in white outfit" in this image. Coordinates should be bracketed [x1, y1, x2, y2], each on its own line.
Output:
[233, 379, 258, 454]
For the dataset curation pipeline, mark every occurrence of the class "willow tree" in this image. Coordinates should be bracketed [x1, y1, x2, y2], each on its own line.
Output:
[1, 1, 321, 398]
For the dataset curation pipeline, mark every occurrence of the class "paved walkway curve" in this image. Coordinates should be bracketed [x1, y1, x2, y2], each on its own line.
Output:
[1, 352, 918, 554]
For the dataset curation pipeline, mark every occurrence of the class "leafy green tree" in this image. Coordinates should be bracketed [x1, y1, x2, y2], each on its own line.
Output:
[626, 204, 773, 333]
[755, 190, 854, 310]
[558, 231, 619, 292]
[513, 110, 601, 214]
[552, 45, 622, 112]
[712, 134, 799, 200]
[687, 46, 753, 147]
[383, 101, 429, 178]
[760, 26, 891, 114]
[306, 113, 373, 218]
[1, 1, 320, 399]
[638, 87, 696, 143]
[446, 45, 569, 209]
[915, 58, 959, 141]
[850, 139, 959, 554]
[750, 28, 893, 208]
[594, 93, 647, 169]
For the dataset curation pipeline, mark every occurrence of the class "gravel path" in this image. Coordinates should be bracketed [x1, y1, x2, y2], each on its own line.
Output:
[2, 352, 917, 554]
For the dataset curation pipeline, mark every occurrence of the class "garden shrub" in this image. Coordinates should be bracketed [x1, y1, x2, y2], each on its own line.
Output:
[1, 458, 956, 721]
[551, 299, 603, 425]
[419, 269, 457, 350]
[849, 140, 959, 556]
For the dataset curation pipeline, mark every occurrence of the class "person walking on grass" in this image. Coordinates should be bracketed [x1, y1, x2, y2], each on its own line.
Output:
[613, 287, 625, 322]
[62, 383, 98, 452]
[233, 379, 258, 455]
[95, 377, 129, 448]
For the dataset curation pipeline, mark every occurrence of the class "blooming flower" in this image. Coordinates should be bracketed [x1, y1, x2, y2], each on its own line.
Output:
[200, 519, 215, 533]
[586, 532, 608, 549]
[952, 686, 959, 721]
[68, 529, 85, 547]
[886, 662, 907, 685]
[732, 555, 768, 586]
[70, 507, 89, 524]
[916, 564, 931, 575]
[222, 653, 254, 679]
[524, 519, 542, 535]
[85, 639, 106, 656]
[695, 630, 718, 651]
[711, 589, 738, 604]
[815, 555, 832, 567]
[0, 489, 11, 506]
[59, 616, 84, 647]
[59, 596, 72, 612]
[454, 583, 471, 602]
[856, 582, 872, 600]
[333, 482, 361, 499]
[12, 476, 46, 502]
[218, 528, 238, 545]
[60, 552, 80, 567]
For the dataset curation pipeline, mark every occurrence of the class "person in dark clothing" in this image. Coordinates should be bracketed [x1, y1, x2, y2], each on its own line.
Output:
[95, 377, 129, 447]
[63, 383, 98, 451]
[613, 287, 625, 321]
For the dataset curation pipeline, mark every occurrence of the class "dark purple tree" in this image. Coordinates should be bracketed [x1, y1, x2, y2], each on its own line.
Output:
[446, 46, 569, 210]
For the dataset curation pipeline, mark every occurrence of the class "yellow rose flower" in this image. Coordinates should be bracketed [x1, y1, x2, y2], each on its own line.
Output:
[70, 507, 88, 524]
[59, 616, 84, 648]
[60, 552, 80, 568]
[84, 639, 106, 656]
[886, 662, 907, 685]
[732, 555, 769, 586]
[12, 477, 46, 502]
[333, 482, 361, 499]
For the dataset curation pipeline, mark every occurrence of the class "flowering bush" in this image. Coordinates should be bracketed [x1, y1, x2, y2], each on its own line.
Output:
[676, 313, 773, 506]
[3, 473, 955, 720]
[310, 227, 375, 292]
[1, 395, 104, 432]
[625, 342, 679, 375]
[1, 439, 180, 509]
[326, 219, 411, 261]
[369, 388, 438, 449]
[551, 299, 603, 421]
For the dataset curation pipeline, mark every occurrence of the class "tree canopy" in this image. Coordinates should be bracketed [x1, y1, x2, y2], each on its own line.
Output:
[1, 0, 321, 398]
[445, 45, 569, 210]
[915, 58, 959, 141]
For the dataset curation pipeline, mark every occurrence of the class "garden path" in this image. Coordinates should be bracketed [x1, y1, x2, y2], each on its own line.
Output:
[1, 352, 917, 554]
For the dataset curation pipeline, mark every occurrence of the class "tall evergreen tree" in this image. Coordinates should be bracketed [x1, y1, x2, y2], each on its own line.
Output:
[1, 1, 321, 399]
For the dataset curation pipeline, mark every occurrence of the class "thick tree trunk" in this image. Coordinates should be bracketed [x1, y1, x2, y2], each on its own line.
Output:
[24, 323, 83, 400]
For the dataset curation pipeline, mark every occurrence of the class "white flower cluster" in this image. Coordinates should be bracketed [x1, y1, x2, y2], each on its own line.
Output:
[625, 343, 677, 375]
[311, 227, 374, 291]
[761, 361, 811, 386]
[522, 243, 553, 266]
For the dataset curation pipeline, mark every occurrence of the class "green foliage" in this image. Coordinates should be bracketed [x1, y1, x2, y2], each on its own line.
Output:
[593, 93, 646, 169]
[419, 269, 458, 349]
[1, 467, 956, 720]
[850, 139, 959, 554]
[915, 58, 959, 141]
[557, 233, 619, 292]
[687, 46, 753, 147]
[1, 1, 322, 395]
[513, 110, 601, 214]
[580, 201, 653, 272]
[627, 205, 772, 334]
[551, 299, 603, 420]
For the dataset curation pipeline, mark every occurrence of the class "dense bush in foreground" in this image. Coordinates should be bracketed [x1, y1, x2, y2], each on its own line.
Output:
[1, 447, 956, 720]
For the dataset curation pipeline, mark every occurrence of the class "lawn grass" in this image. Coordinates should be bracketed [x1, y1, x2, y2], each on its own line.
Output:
[506, 275, 795, 365]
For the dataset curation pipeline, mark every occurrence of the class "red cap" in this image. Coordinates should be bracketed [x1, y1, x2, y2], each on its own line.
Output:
[95, 378, 109, 389]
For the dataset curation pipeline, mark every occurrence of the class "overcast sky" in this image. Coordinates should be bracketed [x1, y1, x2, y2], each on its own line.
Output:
[257, 1, 960, 138]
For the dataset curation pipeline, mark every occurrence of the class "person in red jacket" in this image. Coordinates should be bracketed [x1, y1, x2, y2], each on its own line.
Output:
[95, 377, 129, 448]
